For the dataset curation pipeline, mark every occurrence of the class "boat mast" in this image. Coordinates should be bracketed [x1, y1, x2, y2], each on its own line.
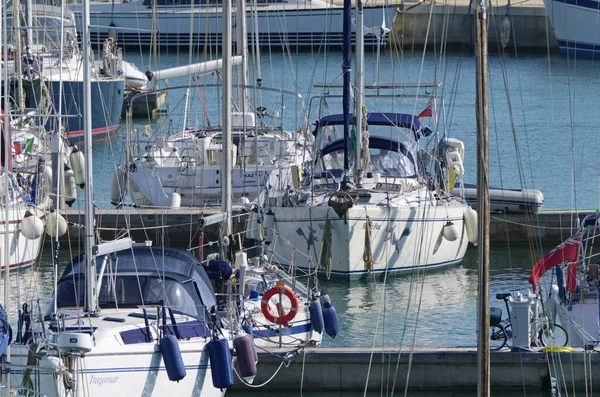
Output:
[475, 0, 490, 394]
[222, 0, 233, 238]
[354, 0, 364, 185]
[236, 0, 248, 113]
[13, 0, 25, 110]
[251, 0, 262, 106]
[82, 0, 98, 314]
[342, 0, 351, 185]
[1, 7, 11, 382]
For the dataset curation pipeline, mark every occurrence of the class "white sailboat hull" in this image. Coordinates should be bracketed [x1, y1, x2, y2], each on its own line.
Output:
[269, 203, 470, 276]
[126, 164, 294, 207]
[553, 291, 598, 347]
[543, 0, 600, 56]
[71, 2, 395, 48]
[11, 343, 224, 397]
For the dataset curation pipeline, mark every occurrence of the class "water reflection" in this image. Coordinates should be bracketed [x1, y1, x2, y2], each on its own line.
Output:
[0, 246, 70, 321]
[320, 245, 536, 348]
[0, 244, 539, 349]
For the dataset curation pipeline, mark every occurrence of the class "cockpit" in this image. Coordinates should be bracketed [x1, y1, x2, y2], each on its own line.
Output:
[53, 246, 217, 318]
[315, 113, 425, 179]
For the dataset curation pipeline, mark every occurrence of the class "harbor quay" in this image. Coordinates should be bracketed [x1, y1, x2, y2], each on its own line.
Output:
[336, 0, 556, 51]
[231, 347, 595, 391]
[57, 208, 588, 246]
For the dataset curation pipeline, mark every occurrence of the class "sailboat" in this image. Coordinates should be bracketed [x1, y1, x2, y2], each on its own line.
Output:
[543, 0, 600, 57]
[7, 0, 247, 395]
[0, 122, 47, 271]
[67, 0, 395, 48]
[532, 213, 600, 348]
[261, 0, 478, 277]
[0, 16, 49, 271]
[113, 0, 312, 208]
[6, 3, 124, 141]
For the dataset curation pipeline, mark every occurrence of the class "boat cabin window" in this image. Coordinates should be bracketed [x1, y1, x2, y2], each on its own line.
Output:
[317, 121, 420, 178]
[369, 148, 416, 177]
[56, 275, 204, 317]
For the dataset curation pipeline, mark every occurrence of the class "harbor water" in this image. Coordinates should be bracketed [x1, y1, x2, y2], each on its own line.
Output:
[90, 49, 600, 210]
[4, 49, 598, 394]
[19, 48, 597, 346]
[0, 242, 548, 348]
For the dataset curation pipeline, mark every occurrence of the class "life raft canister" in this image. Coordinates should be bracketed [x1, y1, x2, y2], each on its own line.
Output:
[260, 283, 299, 326]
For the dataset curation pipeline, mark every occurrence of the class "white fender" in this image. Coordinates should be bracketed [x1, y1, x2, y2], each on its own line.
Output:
[43, 165, 53, 195]
[169, 191, 181, 208]
[45, 210, 68, 237]
[69, 147, 86, 188]
[110, 169, 127, 205]
[442, 221, 459, 242]
[500, 16, 511, 49]
[464, 207, 478, 246]
[263, 209, 275, 243]
[63, 166, 77, 207]
[21, 210, 44, 240]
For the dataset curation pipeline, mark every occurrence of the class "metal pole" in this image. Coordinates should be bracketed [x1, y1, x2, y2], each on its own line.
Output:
[354, 0, 364, 185]
[475, 0, 490, 395]
[1, 6, 11, 389]
[222, 0, 233, 237]
[236, 0, 248, 113]
[13, 0, 25, 111]
[341, 0, 351, 180]
[83, 0, 98, 315]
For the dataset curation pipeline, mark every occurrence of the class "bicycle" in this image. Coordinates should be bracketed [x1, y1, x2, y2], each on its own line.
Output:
[490, 292, 569, 350]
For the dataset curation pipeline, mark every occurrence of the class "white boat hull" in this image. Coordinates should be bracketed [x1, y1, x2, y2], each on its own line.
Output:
[269, 203, 470, 276]
[71, 2, 395, 47]
[543, 0, 600, 56]
[10, 343, 224, 397]
[126, 164, 294, 207]
[552, 290, 598, 347]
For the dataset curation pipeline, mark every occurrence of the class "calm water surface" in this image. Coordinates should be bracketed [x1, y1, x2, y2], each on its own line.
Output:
[7, 50, 593, 395]
[86, 49, 600, 210]
[0, 244, 539, 349]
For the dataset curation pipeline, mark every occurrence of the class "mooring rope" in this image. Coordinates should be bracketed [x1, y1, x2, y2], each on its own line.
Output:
[363, 215, 374, 272]
[319, 214, 332, 279]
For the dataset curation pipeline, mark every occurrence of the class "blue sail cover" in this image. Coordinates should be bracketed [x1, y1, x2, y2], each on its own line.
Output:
[317, 113, 422, 132]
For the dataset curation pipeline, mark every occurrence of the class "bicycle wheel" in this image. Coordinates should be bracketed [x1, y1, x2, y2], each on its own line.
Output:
[538, 324, 569, 347]
[490, 325, 507, 350]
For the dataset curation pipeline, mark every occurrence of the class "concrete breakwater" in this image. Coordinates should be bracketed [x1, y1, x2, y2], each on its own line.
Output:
[58, 208, 590, 246]
[332, 0, 558, 51]
[231, 347, 595, 391]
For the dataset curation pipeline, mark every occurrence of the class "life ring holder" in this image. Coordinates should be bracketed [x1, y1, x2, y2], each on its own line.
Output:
[260, 285, 299, 326]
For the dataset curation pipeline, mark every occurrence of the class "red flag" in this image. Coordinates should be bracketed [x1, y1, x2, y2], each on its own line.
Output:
[566, 262, 577, 293]
[418, 101, 432, 118]
[529, 232, 582, 292]
[13, 141, 21, 155]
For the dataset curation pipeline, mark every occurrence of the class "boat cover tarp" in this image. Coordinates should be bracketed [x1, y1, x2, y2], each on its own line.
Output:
[316, 113, 421, 132]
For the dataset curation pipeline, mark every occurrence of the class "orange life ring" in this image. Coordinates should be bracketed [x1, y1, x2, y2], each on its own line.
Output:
[260, 285, 299, 326]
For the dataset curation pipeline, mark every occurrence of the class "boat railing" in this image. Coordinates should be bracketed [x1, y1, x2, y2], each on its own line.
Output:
[126, 84, 308, 130]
